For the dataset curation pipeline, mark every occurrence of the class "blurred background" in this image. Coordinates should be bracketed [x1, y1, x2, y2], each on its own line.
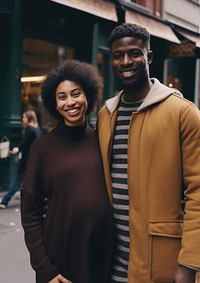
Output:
[0, 0, 200, 190]
[0, 1, 200, 282]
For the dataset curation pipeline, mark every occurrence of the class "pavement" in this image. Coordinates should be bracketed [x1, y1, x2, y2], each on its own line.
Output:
[0, 191, 35, 283]
[1, 192, 199, 283]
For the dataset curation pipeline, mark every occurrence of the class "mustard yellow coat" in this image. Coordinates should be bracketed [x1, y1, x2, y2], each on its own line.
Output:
[97, 79, 200, 283]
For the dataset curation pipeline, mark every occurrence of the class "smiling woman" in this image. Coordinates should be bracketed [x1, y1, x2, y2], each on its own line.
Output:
[20, 59, 113, 283]
[41, 59, 103, 121]
[55, 80, 88, 127]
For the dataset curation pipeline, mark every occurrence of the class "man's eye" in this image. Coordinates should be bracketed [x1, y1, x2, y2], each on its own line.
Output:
[130, 51, 141, 57]
[113, 54, 122, 60]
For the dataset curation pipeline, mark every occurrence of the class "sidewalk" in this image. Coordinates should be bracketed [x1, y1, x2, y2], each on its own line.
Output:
[0, 191, 35, 283]
[1, 191, 199, 283]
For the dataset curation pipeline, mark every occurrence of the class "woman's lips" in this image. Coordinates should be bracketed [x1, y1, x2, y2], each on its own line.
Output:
[66, 108, 80, 116]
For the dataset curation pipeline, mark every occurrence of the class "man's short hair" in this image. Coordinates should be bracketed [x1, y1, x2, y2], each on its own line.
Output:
[108, 23, 151, 50]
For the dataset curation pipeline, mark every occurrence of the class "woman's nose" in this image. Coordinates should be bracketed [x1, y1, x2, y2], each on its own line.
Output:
[67, 96, 76, 106]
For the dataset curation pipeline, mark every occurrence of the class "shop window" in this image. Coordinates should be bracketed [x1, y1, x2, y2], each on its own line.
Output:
[21, 38, 75, 132]
[166, 76, 183, 92]
[164, 58, 195, 102]
[97, 50, 115, 100]
[88, 50, 114, 127]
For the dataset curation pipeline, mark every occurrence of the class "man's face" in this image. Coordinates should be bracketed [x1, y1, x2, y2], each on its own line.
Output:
[110, 37, 152, 88]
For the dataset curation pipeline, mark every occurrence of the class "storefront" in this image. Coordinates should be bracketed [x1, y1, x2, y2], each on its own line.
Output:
[1, 0, 199, 189]
[21, 0, 118, 130]
[0, 0, 117, 188]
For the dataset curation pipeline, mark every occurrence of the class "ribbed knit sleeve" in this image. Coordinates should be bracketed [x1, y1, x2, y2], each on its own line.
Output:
[21, 140, 59, 282]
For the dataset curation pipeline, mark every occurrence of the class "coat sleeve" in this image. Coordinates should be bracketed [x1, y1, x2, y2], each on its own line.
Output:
[20, 141, 59, 282]
[178, 103, 200, 268]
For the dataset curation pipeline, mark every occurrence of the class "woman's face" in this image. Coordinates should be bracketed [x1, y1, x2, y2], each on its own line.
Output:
[22, 113, 29, 127]
[55, 80, 88, 126]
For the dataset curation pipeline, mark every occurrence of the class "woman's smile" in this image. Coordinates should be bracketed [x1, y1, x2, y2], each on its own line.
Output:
[55, 80, 88, 126]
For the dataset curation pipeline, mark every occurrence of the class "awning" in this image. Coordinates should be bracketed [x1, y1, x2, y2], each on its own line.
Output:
[50, 0, 118, 22]
[126, 10, 180, 44]
[175, 29, 200, 48]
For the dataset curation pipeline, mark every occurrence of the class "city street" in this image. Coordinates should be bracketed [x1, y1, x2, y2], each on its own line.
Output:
[0, 191, 35, 283]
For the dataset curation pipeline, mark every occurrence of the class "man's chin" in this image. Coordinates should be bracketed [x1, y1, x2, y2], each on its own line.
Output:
[121, 79, 136, 87]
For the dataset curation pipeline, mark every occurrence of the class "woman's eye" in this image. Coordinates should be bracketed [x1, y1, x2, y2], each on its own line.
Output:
[73, 91, 81, 97]
[58, 95, 66, 100]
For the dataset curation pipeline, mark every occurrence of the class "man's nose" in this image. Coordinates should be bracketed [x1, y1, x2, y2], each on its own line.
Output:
[122, 54, 132, 65]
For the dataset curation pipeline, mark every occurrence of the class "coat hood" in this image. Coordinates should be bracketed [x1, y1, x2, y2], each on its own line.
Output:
[105, 78, 183, 113]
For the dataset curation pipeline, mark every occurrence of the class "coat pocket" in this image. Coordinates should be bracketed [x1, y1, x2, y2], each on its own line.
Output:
[148, 220, 183, 283]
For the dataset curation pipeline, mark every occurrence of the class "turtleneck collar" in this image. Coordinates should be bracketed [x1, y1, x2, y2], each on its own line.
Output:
[57, 121, 88, 141]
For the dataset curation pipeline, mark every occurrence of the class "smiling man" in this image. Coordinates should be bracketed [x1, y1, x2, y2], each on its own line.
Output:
[97, 23, 200, 283]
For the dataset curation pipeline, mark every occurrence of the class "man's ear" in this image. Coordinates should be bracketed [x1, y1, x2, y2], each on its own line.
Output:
[148, 51, 153, 64]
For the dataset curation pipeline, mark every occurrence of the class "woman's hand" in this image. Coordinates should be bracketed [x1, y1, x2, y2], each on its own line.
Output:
[48, 274, 72, 283]
[10, 147, 19, 155]
[169, 265, 196, 283]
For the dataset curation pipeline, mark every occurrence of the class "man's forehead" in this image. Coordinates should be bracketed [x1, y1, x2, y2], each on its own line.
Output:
[111, 37, 146, 50]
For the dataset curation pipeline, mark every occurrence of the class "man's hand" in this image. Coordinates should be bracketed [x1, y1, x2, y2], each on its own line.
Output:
[42, 197, 48, 218]
[170, 265, 196, 283]
[37, 197, 48, 218]
[48, 274, 72, 283]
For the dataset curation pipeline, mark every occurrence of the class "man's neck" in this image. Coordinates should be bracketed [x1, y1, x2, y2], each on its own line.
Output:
[122, 79, 153, 103]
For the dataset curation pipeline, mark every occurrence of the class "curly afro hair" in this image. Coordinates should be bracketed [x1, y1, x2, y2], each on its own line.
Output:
[41, 59, 104, 120]
[108, 23, 150, 50]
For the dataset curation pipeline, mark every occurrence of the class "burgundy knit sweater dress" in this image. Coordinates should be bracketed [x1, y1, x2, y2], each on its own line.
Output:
[21, 121, 113, 283]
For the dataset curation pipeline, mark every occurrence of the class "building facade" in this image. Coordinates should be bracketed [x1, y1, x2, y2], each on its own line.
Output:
[162, 0, 200, 106]
[0, 0, 199, 189]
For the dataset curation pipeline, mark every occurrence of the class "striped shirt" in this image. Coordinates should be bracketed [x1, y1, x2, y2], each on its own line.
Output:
[111, 97, 143, 282]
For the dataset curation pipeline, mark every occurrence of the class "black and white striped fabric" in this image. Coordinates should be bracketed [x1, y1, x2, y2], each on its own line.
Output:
[111, 97, 143, 282]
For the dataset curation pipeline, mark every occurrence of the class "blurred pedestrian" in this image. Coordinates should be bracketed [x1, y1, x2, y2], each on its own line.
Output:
[97, 23, 200, 283]
[0, 110, 42, 208]
[20, 60, 113, 283]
